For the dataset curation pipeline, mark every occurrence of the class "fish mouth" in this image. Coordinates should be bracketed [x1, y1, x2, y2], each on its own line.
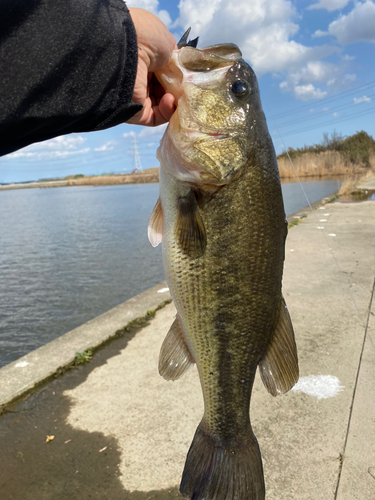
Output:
[180, 127, 228, 141]
[155, 43, 242, 103]
[178, 43, 242, 72]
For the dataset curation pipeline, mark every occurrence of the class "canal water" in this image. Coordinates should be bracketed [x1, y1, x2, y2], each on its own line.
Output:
[0, 179, 341, 367]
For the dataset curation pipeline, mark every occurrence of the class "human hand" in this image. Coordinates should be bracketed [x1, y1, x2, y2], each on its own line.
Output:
[127, 8, 177, 127]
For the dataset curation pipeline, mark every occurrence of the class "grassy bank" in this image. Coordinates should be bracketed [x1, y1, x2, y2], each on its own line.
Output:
[277, 150, 374, 178]
[277, 130, 375, 179]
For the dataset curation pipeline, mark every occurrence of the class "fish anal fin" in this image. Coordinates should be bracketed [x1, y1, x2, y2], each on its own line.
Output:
[259, 296, 299, 396]
[148, 197, 163, 247]
[176, 190, 206, 258]
[159, 315, 195, 381]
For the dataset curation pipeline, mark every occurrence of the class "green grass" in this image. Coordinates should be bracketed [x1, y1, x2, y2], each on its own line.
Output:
[74, 349, 93, 365]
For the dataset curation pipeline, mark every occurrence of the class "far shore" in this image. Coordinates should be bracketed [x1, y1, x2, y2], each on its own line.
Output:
[0, 168, 159, 191]
[1, 159, 373, 192]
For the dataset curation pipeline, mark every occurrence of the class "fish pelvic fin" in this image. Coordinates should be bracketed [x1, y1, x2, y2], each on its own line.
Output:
[180, 422, 265, 500]
[148, 196, 163, 247]
[259, 296, 299, 396]
[176, 190, 207, 259]
[159, 315, 195, 381]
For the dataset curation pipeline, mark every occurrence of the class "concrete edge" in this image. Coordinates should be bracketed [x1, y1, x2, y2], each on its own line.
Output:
[0, 281, 171, 407]
[286, 189, 339, 223]
[357, 176, 375, 190]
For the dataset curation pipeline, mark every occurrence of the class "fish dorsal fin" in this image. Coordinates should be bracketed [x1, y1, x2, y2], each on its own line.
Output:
[159, 315, 195, 381]
[259, 297, 299, 396]
[148, 197, 163, 247]
[176, 190, 206, 258]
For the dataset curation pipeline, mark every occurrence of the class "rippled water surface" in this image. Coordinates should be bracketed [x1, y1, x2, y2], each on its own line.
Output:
[0, 179, 341, 367]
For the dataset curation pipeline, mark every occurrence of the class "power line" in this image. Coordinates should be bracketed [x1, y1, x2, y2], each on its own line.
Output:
[276, 105, 375, 138]
[268, 79, 375, 120]
[269, 94, 375, 132]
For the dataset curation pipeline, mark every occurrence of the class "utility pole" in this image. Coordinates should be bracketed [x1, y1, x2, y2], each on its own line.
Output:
[131, 138, 143, 173]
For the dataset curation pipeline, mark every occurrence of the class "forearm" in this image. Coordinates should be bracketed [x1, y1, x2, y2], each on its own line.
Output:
[0, 0, 142, 156]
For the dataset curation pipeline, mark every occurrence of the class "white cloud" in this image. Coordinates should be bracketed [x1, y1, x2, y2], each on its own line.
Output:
[326, 1, 375, 44]
[333, 112, 339, 116]
[123, 131, 137, 139]
[176, 0, 338, 75]
[94, 142, 115, 152]
[344, 73, 356, 81]
[294, 84, 327, 100]
[354, 95, 371, 104]
[308, 0, 351, 11]
[8, 148, 90, 160]
[20, 135, 86, 151]
[126, 0, 171, 26]
[6, 136, 90, 160]
[312, 29, 329, 38]
[280, 80, 326, 100]
[123, 124, 167, 141]
[279, 60, 337, 99]
[292, 61, 337, 83]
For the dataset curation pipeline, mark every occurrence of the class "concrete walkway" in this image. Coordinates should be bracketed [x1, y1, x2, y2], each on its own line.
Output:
[357, 175, 375, 190]
[0, 198, 374, 500]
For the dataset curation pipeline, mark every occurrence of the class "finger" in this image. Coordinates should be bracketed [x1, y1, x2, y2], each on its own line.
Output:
[157, 93, 176, 122]
[150, 74, 165, 100]
[146, 93, 176, 127]
[126, 93, 176, 127]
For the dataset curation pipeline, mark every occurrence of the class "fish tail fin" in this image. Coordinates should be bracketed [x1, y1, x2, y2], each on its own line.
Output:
[180, 422, 265, 500]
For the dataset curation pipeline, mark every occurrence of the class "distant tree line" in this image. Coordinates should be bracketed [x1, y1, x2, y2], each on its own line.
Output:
[278, 131, 375, 168]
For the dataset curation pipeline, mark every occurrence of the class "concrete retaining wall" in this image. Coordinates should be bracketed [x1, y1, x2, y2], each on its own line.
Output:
[0, 282, 171, 407]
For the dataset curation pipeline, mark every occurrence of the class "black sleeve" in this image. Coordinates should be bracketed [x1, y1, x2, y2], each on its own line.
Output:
[0, 0, 143, 157]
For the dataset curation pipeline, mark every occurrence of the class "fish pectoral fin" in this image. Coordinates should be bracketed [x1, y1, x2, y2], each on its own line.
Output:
[148, 197, 163, 247]
[159, 315, 195, 381]
[176, 190, 206, 258]
[259, 296, 299, 396]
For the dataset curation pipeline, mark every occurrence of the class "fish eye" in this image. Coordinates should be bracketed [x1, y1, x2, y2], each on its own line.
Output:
[230, 79, 249, 97]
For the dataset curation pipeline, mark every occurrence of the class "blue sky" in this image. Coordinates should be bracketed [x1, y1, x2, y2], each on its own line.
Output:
[1, 0, 375, 183]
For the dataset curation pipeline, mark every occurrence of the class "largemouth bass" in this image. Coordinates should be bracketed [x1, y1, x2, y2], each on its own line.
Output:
[148, 31, 298, 500]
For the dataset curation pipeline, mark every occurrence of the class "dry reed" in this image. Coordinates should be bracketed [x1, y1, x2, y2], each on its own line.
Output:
[277, 151, 369, 179]
[67, 168, 159, 186]
[338, 167, 375, 196]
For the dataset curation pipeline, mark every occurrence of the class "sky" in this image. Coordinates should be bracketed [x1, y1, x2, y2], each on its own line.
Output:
[1, 0, 375, 183]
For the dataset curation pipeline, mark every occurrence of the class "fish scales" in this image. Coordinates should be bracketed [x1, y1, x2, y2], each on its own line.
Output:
[161, 164, 285, 435]
[149, 37, 298, 500]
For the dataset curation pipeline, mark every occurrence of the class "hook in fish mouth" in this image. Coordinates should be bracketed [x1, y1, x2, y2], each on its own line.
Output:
[177, 27, 199, 49]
